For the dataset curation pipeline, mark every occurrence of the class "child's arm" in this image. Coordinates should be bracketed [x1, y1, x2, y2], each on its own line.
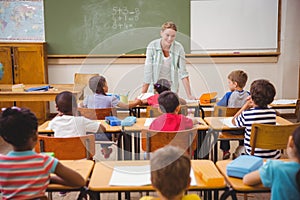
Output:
[232, 96, 253, 125]
[118, 99, 142, 109]
[243, 170, 262, 186]
[179, 97, 187, 105]
[51, 162, 85, 187]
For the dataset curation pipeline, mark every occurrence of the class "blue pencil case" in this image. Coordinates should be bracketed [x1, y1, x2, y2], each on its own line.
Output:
[226, 155, 263, 178]
[121, 116, 136, 126]
[26, 85, 51, 92]
[105, 116, 121, 126]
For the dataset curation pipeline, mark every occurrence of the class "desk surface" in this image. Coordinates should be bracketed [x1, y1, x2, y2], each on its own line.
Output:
[48, 160, 94, 190]
[0, 84, 84, 101]
[204, 116, 292, 131]
[216, 160, 269, 192]
[88, 160, 225, 192]
[39, 117, 208, 134]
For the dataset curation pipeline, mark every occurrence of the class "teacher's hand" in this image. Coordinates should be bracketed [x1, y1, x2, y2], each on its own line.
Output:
[187, 94, 197, 100]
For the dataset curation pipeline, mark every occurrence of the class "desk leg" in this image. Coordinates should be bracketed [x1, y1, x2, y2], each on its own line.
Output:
[196, 130, 210, 159]
[134, 131, 140, 160]
[87, 191, 100, 200]
[123, 131, 132, 160]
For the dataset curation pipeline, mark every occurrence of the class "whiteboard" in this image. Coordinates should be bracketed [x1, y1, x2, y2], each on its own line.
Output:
[191, 0, 279, 53]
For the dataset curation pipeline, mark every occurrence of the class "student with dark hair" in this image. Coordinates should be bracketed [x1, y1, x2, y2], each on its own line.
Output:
[141, 78, 186, 106]
[140, 146, 201, 200]
[232, 79, 279, 158]
[79, 75, 141, 109]
[49, 91, 106, 137]
[243, 126, 300, 199]
[0, 107, 85, 199]
[48, 91, 113, 160]
[149, 91, 193, 131]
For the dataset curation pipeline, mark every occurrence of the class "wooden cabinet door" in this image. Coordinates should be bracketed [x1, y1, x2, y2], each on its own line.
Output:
[0, 46, 14, 108]
[13, 44, 48, 123]
[0, 46, 13, 84]
[13, 45, 47, 84]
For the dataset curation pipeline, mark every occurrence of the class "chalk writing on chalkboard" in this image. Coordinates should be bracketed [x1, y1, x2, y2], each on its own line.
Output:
[112, 7, 140, 30]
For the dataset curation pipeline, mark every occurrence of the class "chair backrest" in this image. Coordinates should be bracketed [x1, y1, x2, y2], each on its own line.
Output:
[250, 122, 300, 155]
[141, 128, 198, 159]
[74, 73, 99, 86]
[213, 106, 240, 117]
[35, 134, 95, 160]
[146, 105, 188, 118]
[77, 107, 117, 120]
[74, 73, 99, 99]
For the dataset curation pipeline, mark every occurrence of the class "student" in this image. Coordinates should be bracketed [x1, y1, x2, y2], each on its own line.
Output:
[79, 75, 142, 109]
[232, 79, 279, 158]
[141, 78, 187, 106]
[140, 145, 200, 200]
[217, 70, 250, 159]
[48, 91, 113, 159]
[149, 91, 193, 131]
[0, 107, 85, 199]
[243, 126, 300, 200]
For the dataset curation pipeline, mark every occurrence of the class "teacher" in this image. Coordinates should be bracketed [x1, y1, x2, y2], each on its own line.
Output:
[141, 21, 196, 100]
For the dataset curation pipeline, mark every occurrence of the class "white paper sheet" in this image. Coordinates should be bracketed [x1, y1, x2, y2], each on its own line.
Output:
[271, 99, 297, 105]
[220, 117, 237, 128]
[109, 165, 197, 186]
[144, 118, 155, 126]
[137, 93, 154, 100]
[109, 165, 151, 186]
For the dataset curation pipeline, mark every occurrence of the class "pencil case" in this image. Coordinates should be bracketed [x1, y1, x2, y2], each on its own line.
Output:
[121, 116, 136, 126]
[226, 155, 263, 178]
[105, 116, 121, 126]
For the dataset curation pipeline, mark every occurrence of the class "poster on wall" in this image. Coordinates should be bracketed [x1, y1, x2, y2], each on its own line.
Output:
[0, 0, 45, 42]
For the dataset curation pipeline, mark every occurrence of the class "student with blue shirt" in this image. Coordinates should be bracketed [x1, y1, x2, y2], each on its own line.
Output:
[243, 126, 300, 200]
[217, 70, 250, 159]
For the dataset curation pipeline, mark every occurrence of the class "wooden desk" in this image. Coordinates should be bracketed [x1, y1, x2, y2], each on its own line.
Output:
[88, 160, 225, 200]
[204, 116, 292, 162]
[0, 84, 84, 101]
[216, 160, 269, 199]
[47, 159, 94, 200]
[122, 118, 209, 160]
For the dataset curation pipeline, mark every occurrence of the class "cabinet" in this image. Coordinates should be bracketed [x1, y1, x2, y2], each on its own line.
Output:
[0, 42, 49, 123]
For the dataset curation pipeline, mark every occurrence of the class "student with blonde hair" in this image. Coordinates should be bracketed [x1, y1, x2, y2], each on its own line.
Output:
[142, 21, 195, 100]
[140, 145, 201, 200]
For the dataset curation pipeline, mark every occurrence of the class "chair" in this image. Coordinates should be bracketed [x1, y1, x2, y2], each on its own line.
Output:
[35, 134, 95, 160]
[250, 122, 300, 155]
[77, 107, 117, 120]
[276, 99, 300, 123]
[145, 105, 188, 118]
[77, 107, 119, 143]
[141, 128, 198, 159]
[73, 73, 99, 100]
[212, 106, 244, 161]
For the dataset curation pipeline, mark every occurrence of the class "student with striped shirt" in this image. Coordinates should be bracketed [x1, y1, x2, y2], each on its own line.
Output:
[232, 79, 280, 158]
[0, 107, 85, 199]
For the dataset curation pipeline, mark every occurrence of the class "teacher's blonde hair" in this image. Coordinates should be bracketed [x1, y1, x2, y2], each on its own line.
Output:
[161, 21, 177, 32]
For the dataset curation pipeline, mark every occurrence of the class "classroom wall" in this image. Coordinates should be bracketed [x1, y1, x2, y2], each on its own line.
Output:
[48, 0, 300, 102]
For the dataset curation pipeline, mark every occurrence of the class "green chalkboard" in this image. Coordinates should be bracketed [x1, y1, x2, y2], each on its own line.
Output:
[44, 0, 190, 55]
